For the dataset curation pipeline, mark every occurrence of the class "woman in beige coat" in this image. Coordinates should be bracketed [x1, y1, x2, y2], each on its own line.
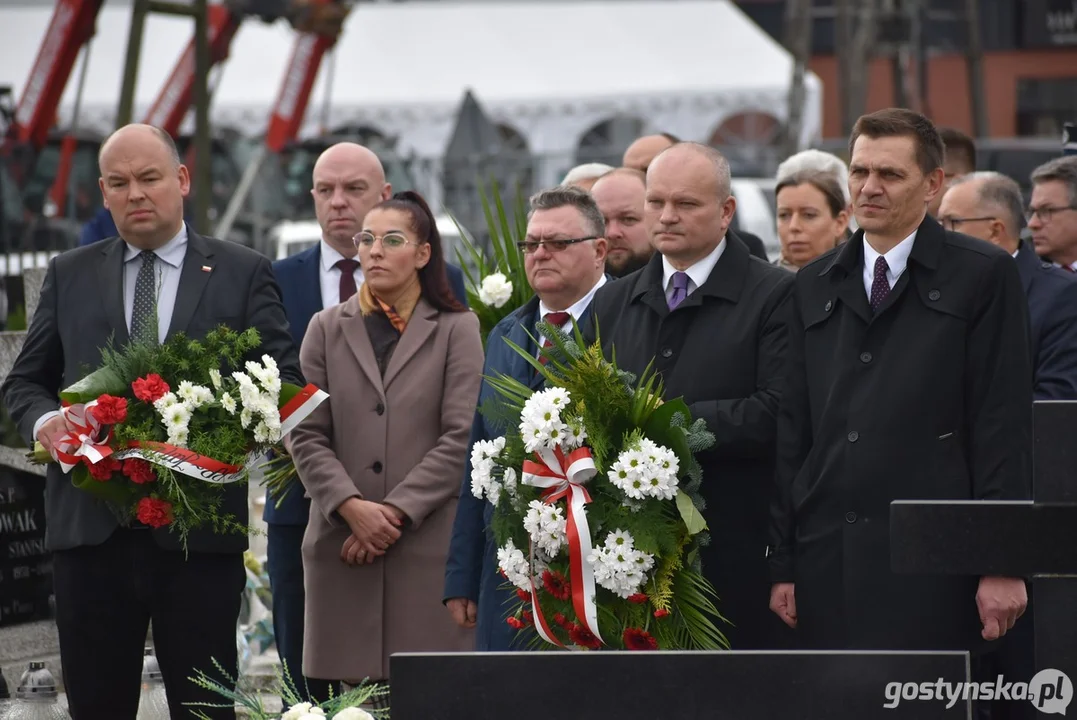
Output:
[289, 190, 484, 688]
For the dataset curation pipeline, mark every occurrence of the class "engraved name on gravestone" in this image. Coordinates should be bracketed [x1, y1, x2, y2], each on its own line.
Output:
[0, 267, 52, 629]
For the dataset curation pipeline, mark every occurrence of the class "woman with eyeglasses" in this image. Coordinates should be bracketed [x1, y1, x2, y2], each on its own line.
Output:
[288, 190, 484, 698]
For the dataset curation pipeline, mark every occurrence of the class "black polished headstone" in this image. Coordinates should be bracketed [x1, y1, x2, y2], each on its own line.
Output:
[390, 651, 972, 719]
[0, 466, 52, 627]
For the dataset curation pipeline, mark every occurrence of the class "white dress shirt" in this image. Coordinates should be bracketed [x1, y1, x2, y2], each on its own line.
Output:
[862, 231, 917, 300]
[661, 237, 727, 305]
[123, 225, 187, 343]
[319, 240, 365, 308]
[537, 274, 609, 349]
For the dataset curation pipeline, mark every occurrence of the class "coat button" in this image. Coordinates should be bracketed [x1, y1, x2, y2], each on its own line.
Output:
[847, 431, 859, 442]
[859, 352, 872, 363]
[375, 402, 385, 415]
[845, 511, 857, 524]
[661, 348, 673, 359]
[928, 289, 941, 301]
[372, 461, 383, 473]
[824, 300, 833, 312]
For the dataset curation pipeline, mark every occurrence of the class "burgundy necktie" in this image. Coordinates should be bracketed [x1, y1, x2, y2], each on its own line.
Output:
[336, 258, 360, 303]
[540, 311, 571, 364]
[870, 256, 890, 312]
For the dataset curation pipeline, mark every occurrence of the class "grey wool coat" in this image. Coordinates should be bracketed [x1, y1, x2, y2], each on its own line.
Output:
[289, 294, 484, 682]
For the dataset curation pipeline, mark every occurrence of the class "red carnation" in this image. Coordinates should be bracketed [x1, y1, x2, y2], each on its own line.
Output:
[623, 628, 658, 651]
[521, 610, 534, 626]
[516, 588, 531, 603]
[122, 459, 157, 484]
[136, 497, 174, 528]
[85, 456, 122, 481]
[627, 593, 649, 604]
[542, 569, 571, 601]
[90, 395, 127, 425]
[506, 617, 525, 630]
[132, 374, 170, 403]
[654, 609, 671, 619]
[568, 623, 602, 649]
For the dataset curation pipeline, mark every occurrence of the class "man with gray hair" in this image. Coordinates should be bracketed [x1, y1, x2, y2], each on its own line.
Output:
[1029, 156, 1077, 272]
[583, 141, 796, 649]
[561, 162, 615, 191]
[939, 171, 1077, 401]
[445, 185, 611, 651]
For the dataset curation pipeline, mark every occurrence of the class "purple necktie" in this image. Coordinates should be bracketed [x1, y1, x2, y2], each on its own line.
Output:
[870, 256, 890, 312]
[668, 271, 690, 310]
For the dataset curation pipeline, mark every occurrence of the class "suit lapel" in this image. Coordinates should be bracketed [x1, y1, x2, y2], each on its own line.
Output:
[167, 232, 216, 340]
[339, 298, 386, 398]
[298, 245, 325, 318]
[99, 238, 130, 346]
[1015, 242, 1036, 295]
[824, 236, 873, 325]
[383, 299, 438, 391]
[632, 254, 671, 320]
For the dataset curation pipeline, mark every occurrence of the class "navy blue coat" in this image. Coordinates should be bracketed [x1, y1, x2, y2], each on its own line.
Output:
[1015, 241, 1077, 401]
[264, 244, 469, 525]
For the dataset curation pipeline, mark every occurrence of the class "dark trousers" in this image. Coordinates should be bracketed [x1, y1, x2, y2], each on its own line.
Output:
[52, 529, 245, 719]
[266, 523, 338, 702]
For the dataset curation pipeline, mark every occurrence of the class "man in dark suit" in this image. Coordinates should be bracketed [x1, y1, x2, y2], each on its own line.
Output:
[0, 124, 302, 718]
[940, 171, 1077, 400]
[268, 142, 467, 699]
[769, 109, 1031, 656]
[444, 185, 610, 650]
[582, 142, 795, 650]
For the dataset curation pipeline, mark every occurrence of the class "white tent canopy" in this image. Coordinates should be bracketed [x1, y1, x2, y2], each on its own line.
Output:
[1, 0, 822, 156]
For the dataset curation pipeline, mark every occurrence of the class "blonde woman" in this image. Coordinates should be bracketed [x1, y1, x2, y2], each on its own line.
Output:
[773, 150, 853, 271]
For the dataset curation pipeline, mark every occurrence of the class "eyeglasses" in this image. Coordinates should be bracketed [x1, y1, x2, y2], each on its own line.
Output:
[516, 236, 597, 254]
[940, 216, 996, 232]
[1025, 206, 1077, 223]
[354, 231, 416, 250]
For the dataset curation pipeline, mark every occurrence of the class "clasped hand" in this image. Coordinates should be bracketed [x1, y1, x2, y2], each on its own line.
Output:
[338, 498, 404, 566]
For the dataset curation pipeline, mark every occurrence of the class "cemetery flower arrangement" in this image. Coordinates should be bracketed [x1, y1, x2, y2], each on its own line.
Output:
[189, 659, 388, 719]
[451, 179, 532, 346]
[31, 326, 327, 546]
[473, 323, 729, 650]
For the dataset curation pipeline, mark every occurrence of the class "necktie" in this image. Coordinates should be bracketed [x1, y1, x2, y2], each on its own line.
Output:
[336, 258, 360, 303]
[1062, 264, 1076, 274]
[540, 311, 571, 364]
[131, 250, 158, 344]
[668, 271, 690, 310]
[870, 256, 891, 313]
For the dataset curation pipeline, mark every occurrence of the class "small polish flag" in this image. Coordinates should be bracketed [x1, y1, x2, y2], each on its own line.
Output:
[201, 265, 212, 273]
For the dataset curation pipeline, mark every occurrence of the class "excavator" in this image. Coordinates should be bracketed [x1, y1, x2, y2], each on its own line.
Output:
[0, 0, 351, 254]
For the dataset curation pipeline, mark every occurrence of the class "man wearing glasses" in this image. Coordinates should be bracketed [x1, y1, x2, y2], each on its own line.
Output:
[1028, 156, 1077, 272]
[445, 186, 611, 651]
[583, 142, 796, 650]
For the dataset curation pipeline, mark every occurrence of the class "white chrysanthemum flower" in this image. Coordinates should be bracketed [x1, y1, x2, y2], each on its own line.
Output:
[240, 407, 253, 429]
[502, 467, 518, 497]
[588, 530, 654, 598]
[478, 272, 513, 308]
[523, 500, 566, 557]
[333, 709, 375, 720]
[254, 421, 280, 444]
[177, 380, 214, 408]
[608, 439, 681, 501]
[566, 421, 588, 448]
[163, 401, 191, 428]
[496, 539, 535, 591]
[153, 392, 178, 414]
[281, 703, 314, 720]
[208, 368, 222, 391]
[219, 393, 237, 414]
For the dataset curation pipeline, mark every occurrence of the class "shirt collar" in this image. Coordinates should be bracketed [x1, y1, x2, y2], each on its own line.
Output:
[320, 239, 358, 271]
[123, 224, 188, 267]
[863, 230, 917, 277]
[661, 236, 726, 291]
[538, 274, 609, 322]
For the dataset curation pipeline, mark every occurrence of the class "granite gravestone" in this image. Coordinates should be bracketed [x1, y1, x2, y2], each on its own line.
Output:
[389, 650, 973, 718]
[892, 400, 1077, 701]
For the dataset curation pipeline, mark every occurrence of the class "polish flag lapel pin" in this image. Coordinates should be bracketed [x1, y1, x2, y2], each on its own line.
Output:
[201, 265, 212, 273]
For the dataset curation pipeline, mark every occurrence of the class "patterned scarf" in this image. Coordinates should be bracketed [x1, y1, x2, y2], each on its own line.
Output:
[358, 277, 421, 334]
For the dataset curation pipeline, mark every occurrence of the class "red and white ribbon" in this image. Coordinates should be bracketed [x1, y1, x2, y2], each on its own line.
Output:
[53, 401, 115, 473]
[521, 445, 604, 647]
[117, 441, 246, 484]
[279, 384, 329, 436]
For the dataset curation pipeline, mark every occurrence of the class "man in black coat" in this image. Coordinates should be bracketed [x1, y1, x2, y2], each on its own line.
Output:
[940, 171, 1077, 401]
[1, 124, 302, 719]
[584, 142, 795, 649]
[768, 109, 1031, 653]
